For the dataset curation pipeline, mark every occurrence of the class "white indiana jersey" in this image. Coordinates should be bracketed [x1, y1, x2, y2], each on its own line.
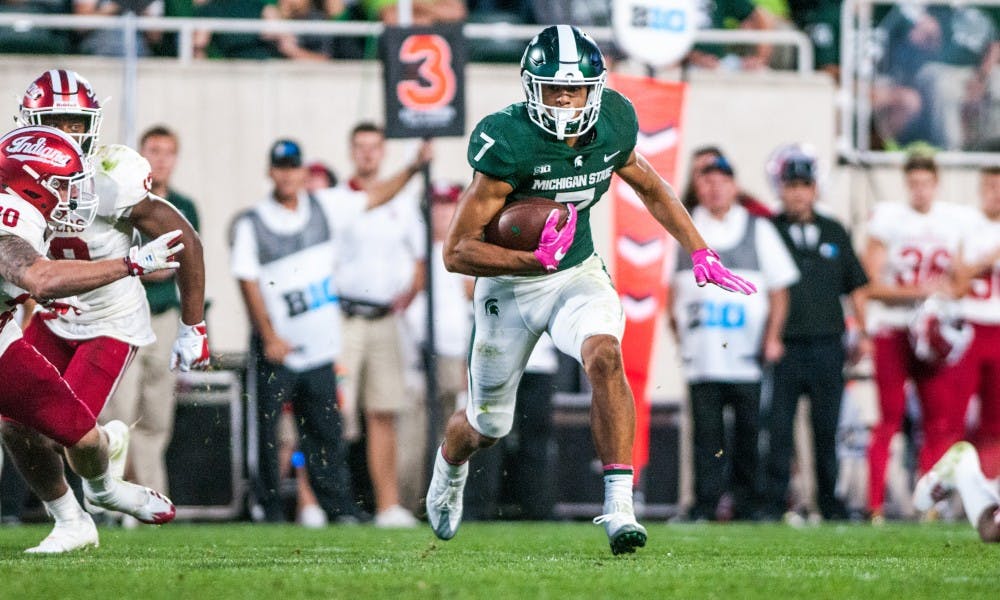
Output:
[961, 217, 1000, 325]
[43, 144, 155, 346]
[0, 193, 48, 354]
[866, 200, 979, 332]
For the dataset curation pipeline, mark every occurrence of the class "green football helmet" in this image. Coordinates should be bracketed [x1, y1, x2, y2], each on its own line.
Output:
[520, 25, 607, 140]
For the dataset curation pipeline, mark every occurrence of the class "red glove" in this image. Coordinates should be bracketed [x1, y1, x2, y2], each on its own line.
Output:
[124, 230, 184, 277]
[170, 320, 210, 372]
[38, 296, 89, 320]
[534, 204, 577, 272]
[691, 248, 757, 295]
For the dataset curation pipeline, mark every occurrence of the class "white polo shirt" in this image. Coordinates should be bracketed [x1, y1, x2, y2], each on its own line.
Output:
[334, 184, 426, 305]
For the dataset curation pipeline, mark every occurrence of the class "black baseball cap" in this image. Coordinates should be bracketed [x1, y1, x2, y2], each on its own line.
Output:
[700, 154, 735, 177]
[270, 139, 303, 168]
[779, 156, 816, 184]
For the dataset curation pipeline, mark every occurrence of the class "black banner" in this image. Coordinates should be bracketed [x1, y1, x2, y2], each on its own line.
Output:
[380, 24, 466, 139]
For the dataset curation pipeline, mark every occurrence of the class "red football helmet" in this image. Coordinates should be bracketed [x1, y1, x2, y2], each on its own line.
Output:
[18, 69, 103, 156]
[0, 125, 97, 231]
[909, 295, 973, 368]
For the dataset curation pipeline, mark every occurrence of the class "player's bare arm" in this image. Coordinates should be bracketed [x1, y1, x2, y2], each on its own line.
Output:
[617, 150, 756, 295]
[393, 259, 426, 312]
[615, 150, 708, 253]
[237, 278, 293, 364]
[443, 171, 547, 277]
[129, 196, 206, 325]
[862, 238, 942, 304]
[0, 234, 131, 300]
[953, 244, 1000, 296]
[364, 140, 433, 210]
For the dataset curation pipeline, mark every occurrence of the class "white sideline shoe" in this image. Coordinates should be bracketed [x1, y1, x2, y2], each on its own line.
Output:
[84, 481, 176, 525]
[297, 504, 328, 529]
[593, 500, 648, 556]
[375, 505, 418, 529]
[913, 441, 978, 512]
[25, 513, 99, 554]
[425, 458, 468, 541]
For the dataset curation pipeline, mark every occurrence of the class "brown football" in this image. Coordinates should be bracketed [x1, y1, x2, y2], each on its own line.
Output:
[483, 197, 569, 251]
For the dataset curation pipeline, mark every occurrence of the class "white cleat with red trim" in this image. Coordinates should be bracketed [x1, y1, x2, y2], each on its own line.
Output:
[25, 513, 99, 554]
[84, 481, 176, 525]
[82, 421, 176, 524]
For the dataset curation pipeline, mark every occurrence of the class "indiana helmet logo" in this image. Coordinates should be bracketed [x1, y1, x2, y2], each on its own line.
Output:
[5, 135, 72, 167]
[485, 298, 499, 317]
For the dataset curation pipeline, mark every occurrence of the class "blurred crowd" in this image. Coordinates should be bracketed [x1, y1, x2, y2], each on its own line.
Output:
[2, 0, 997, 150]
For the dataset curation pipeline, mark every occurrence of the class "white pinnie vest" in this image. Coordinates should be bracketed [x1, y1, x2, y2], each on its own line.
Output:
[672, 215, 770, 383]
[239, 194, 341, 371]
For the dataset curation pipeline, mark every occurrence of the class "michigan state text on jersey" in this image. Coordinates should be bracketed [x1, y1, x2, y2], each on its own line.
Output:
[467, 87, 637, 271]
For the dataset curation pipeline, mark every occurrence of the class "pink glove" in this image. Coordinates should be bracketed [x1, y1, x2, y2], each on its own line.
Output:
[534, 204, 577, 272]
[691, 248, 757, 295]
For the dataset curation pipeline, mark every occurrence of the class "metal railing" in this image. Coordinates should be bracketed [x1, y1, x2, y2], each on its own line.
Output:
[839, 0, 1000, 166]
[0, 13, 815, 144]
[0, 13, 814, 73]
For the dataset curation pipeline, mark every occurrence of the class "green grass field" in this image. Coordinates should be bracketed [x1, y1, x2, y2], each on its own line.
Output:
[1, 521, 997, 599]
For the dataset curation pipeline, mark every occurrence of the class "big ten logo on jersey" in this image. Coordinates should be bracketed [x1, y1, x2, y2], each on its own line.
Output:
[892, 245, 951, 287]
[0, 205, 21, 228]
[686, 300, 745, 330]
[282, 276, 337, 318]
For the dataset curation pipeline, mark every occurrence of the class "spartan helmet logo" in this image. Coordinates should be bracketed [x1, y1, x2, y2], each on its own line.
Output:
[574, 155, 583, 170]
[485, 298, 500, 317]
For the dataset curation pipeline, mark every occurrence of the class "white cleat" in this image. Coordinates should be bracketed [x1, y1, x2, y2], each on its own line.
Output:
[84, 480, 176, 525]
[425, 460, 468, 541]
[913, 441, 978, 512]
[593, 500, 648, 556]
[85, 420, 130, 516]
[25, 513, 99, 554]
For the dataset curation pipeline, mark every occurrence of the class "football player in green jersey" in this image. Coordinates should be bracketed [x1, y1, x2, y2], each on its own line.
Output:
[425, 24, 757, 555]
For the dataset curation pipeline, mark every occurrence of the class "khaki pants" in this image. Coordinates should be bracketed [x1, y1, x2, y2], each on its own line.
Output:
[101, 309, 179, 494]
[397, 355, 467, 514]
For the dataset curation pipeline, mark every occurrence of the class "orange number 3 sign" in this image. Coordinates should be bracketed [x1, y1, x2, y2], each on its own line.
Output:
[397, 34, 456, 110]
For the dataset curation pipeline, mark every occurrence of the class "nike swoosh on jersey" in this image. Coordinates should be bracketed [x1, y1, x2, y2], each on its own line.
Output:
[554, 248, 567, 261]
[603, 151, 621, 162]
